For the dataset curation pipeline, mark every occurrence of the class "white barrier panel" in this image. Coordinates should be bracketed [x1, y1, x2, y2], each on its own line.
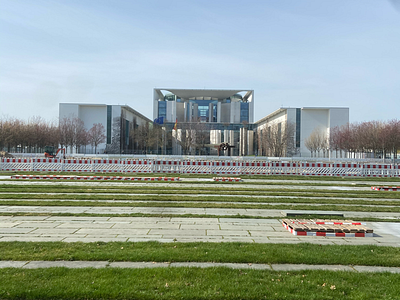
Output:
[363, 164, 394, 177]
[212, 161, 241, 175]
[1, 157, 399, 177]
[241, 161, 268, 175]
[32, 158, 62, 172]
[0, 158, 32, 171]
[152, 160, 181, 173]
[330, 163, 360, 177]
[270, 162, 298, 175]
[181, 161, 211, 174]
[92, 159, 122, 172]
[61, 159, 92, 172]
[301, 163, 331, 176]
[123, 160, 152, 173]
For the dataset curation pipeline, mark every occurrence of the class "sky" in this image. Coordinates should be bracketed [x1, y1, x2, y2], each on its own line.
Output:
[1, 0, 400, 124]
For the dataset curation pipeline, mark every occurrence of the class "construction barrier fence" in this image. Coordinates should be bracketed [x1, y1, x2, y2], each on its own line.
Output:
[1, 158, 399, 177]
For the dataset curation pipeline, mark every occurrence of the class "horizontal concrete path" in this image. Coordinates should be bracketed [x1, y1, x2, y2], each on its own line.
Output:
[1, 214, 400, 246]
[1, 260, 399, 273]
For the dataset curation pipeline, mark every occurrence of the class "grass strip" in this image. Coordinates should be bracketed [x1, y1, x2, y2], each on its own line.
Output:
[0, 268, 399, 299]
[1, 242, 399, 267]
[2, 193, 400, 206]
[1, 200, 400, 212]
[2, 184, 400, 200]
[0, 212, 398, 223]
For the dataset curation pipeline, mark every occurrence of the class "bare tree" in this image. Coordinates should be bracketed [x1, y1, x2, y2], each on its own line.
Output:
[106, 117, 122, 154]
[261, 121, 295, 157]
[305, 128, 328, 157]
[73, 118, 87, 153]
[88, 123, 106, 154]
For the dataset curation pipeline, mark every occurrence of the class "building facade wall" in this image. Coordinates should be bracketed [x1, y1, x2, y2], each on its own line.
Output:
[255, 107, 349, 158]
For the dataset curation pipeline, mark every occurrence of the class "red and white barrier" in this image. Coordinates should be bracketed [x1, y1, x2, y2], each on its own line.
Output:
[363, 164, 396, 177]
[213, 177, 242, 182]
[11, 175, 180, 181]
[1, 157, 400, 177]
[282, 219, 373, 237]
[181, 161, 210, 174]
[213, 161, 241, 175]
[123, 160, 152, 173]
[153, 160, 180, 173]
[241, 161, 268, 175]
[371, 186, 400, 191]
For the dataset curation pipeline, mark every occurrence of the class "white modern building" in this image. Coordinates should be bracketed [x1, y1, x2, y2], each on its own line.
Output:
[153, 88, 254, 124]
[59, 103, 152, 154]
[59, 91, 350, 157]
[255, 107, 349, 157]
[153, 89, 255, 156]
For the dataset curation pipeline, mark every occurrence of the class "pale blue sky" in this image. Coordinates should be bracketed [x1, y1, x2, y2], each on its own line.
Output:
[1, 0, 400, 123]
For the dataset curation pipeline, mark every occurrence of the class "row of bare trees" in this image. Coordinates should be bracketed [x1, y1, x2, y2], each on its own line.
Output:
[0, 117, 59, 153]
[0, 117, 106, 154]
[258, 122, 296, 157]
[330, 120, 400, 159]
[304, 119, 400, 159]
[59, 117, 106, 154]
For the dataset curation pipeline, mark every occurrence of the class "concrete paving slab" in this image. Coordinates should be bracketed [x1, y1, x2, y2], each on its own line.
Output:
[353, 266, 400, 273]
[0, 228, 35, 234]
[112, 223, 179, 229]
[10, 216, 50, 221]
[62, 237, 128, 243]
[220, 237, 255, 243]
[271, 264, 354, 272]
[75, 228, 149, 235]
[149, 229, 206, 236]
[248, 231, 287, 237]
[170, 217, 219, 223]
[174, 237, 224, 243]
[0, 261, 29, 268]
[207, 230, 250, 237]
[57, 223, 115, 229]
[23, 261, 109, 269]
[46, 216, 111, 221]
[127, 238, 175, 243]
[31, 228, 79, 234]
[0, 223, 19, 228]
[181, 224, 220, 230]
[14, 222, 61, 228]
[0, 237, 64, 242]
[109, 262, 169, 268]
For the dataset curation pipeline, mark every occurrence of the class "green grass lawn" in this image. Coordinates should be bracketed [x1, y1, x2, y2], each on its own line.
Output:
[1, 268, 399, 300]
[1, 242, 400, 267]
[1, 174, 400, 299]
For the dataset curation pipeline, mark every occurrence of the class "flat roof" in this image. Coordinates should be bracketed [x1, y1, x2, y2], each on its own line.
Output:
[155, 88, 253, 100]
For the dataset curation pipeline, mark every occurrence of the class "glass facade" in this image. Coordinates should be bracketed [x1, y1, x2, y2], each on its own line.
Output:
[240, 102, 249, 123]
[158, 101, 166, 119]
[296, 108, 301, 148]
[189, 100, 218, 122]
[125, 120, 130, 146]
[106, 105, 112, 144]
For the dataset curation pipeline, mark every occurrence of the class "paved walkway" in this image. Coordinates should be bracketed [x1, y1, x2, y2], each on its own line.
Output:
[1, 213, 400, 246]
[1, 260, 399, 273]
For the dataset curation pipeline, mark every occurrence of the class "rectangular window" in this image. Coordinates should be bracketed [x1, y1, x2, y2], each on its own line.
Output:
[125, 120, 129, 146]
[296, 108, 301, 148]
[107, 105, 112, 144]
[158, 101, 167, 118]
[240, 102, 249, 123]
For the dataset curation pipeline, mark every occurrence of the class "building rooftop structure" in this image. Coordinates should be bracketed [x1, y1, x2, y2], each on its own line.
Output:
[153, 88, 254, 124]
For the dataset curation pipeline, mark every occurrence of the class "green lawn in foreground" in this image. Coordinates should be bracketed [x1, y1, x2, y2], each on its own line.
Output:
[0, 268, 399, 300]
[1, 242, 400, 267]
